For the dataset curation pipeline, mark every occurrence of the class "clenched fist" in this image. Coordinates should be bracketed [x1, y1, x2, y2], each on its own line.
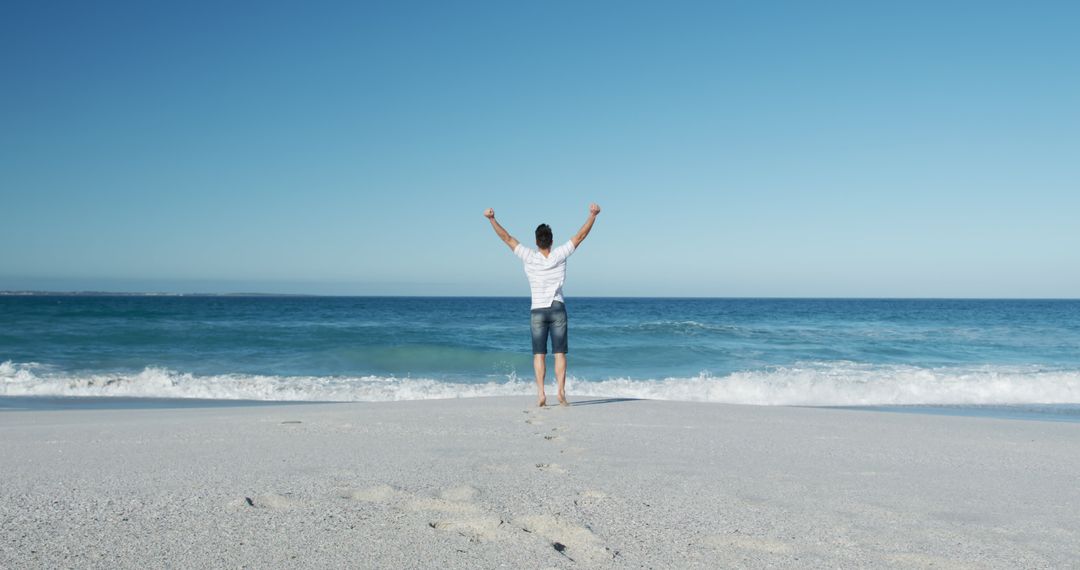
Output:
[483, 208, 495, 219]
[589, 203, 601, 216]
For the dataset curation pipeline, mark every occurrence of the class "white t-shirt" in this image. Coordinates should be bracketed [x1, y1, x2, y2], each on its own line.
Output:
[514, 240, 576, 310]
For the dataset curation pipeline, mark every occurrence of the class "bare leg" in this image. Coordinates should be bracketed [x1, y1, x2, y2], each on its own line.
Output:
[554, 353, 568, 405]
[533, 354, 547, 407]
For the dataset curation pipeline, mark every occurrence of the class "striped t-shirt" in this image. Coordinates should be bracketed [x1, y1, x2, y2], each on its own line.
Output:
[514, 240, 576, 310]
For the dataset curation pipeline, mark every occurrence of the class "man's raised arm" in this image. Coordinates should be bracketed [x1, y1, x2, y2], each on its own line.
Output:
[484, 208, 519, 251]
[571, 203, 601, 248]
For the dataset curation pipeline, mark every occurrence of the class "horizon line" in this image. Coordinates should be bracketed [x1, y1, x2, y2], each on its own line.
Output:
[1, 290, 1077, 301]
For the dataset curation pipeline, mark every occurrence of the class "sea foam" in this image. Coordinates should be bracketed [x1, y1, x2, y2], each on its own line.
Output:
[3, 360, 1079, 406]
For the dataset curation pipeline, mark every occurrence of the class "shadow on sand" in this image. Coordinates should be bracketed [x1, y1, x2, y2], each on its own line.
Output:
[568, 397, 640, 407]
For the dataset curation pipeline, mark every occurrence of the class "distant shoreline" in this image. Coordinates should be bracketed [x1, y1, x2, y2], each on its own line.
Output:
[0, 291, 322, 298]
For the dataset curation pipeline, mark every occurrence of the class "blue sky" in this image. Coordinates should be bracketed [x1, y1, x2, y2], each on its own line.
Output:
[2, 1, 1077, 297]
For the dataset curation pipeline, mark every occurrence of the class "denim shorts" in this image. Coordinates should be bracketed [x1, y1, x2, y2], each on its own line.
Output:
[531, 301, 568, 354]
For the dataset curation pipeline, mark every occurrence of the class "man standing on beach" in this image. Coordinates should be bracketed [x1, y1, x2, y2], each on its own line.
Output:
[484, 204, 601, 407]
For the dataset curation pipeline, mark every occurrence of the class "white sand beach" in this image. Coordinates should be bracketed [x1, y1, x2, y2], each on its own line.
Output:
[2, 397, 1078, 568]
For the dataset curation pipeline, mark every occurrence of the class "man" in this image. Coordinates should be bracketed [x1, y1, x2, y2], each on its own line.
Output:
[484, 203, 601, 407]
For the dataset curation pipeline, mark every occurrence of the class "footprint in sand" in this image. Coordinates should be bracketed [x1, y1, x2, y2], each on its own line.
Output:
[335, 480, 614, 559]
[406, 484, 482, 514]
[439, 485, 479, 502]
[407, 496, 482, 515]
[340, 482, 508, 543]
[336, 484, 400, 502]
[232, 492, 301, 510]
[419, 486, 616, 561]
[410, 485, 514, 543]
[516, 514, 616, 564]
[535, 463, 567, 474]
[428, 516, 509, 542]
[574, 490, 607, 508]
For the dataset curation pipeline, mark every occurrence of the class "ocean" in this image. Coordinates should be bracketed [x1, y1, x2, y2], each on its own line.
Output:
[2, 296, 1079, 420]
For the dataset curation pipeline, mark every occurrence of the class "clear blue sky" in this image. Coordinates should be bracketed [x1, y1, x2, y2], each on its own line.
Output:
[2, 1, 1077, 297]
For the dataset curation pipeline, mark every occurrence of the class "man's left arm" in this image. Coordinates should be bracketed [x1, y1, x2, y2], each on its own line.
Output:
[570, 203, 601, 248]
[484, 208, 520, 251]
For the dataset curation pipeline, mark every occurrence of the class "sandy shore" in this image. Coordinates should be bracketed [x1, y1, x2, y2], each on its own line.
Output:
[2, 397, 1078, 568]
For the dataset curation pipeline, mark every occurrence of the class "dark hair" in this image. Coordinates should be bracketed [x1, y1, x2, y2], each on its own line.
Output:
[535, 223, 553, 249]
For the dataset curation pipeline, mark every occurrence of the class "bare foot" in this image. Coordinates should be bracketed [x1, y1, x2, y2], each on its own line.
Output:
[538, 396, 547, 407]
[557, 391, 569, 406]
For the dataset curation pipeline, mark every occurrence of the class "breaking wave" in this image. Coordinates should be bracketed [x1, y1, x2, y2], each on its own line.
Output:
[2, 360, 1079, 406]
[2, 360, 1080, 405]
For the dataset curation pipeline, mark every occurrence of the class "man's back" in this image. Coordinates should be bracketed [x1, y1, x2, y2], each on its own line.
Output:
[514, 240, 576, 310]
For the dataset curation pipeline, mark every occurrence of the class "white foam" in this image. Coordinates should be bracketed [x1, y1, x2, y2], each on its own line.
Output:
[1, 360, 1079, 406]
[576, 363, 1080, 406]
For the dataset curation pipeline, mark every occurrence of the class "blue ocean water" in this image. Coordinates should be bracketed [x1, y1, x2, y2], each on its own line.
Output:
[2, 296, 1080, 419]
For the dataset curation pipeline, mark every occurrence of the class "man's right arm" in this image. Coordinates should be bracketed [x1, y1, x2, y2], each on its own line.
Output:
[484, 208, 520, 251]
